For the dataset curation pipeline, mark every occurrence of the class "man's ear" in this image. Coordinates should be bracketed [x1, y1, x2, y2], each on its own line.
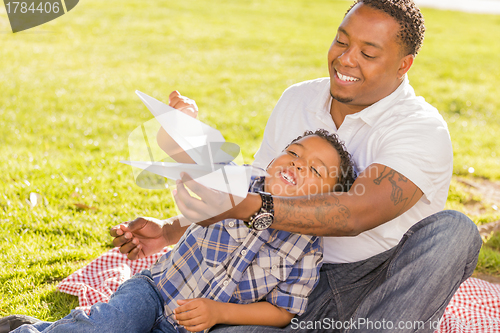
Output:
[397, 54, 414, 79]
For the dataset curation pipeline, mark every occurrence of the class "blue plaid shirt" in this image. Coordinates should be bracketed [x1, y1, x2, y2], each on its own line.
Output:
[151, 177, 323, 325]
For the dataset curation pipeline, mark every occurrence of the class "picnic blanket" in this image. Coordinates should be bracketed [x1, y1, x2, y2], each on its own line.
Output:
[57, 248, 500, 332]
[57, 247, 170, 312]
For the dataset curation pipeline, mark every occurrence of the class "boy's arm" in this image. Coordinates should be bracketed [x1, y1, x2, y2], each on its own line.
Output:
[174, 234, 321, 332]
[110, 216, 189, 260]
[174, 299, 294, 332]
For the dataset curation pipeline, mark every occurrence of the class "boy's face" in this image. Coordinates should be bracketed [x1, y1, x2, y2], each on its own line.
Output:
[265, 135, 341, 197]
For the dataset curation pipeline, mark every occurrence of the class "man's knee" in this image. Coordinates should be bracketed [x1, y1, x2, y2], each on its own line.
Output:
[434, 210, 482, 250]
[423, 210, 482, 278]
[406, 210, 482, 267]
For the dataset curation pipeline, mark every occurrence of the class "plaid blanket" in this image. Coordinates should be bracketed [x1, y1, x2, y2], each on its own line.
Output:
[57, 248, 500, 332]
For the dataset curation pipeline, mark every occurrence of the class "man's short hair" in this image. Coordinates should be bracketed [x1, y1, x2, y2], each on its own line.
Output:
[347, 0, 425, 56]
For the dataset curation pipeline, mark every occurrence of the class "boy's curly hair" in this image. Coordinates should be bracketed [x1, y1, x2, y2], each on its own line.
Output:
[288, 129, 357, 193]
[346, 0, 425, 56]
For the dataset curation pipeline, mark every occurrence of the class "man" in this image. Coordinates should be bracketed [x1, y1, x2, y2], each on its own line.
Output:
[115, 1, 481, 332]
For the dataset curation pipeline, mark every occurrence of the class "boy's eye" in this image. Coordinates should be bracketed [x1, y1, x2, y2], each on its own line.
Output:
[288, 150, 298, 157]
[311, 166, 321, 177]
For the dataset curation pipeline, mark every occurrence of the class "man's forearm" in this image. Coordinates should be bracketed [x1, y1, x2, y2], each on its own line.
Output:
[232, 164, 423, 237]
[176, 164, 422, 237]
[272, 192, 359, 236]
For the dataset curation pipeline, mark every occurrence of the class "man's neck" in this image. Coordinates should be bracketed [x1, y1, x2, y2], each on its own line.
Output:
[329, 99, 368, 129]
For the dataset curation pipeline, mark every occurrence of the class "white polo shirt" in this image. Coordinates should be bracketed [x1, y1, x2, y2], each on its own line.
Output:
[254, 76, 453, 263]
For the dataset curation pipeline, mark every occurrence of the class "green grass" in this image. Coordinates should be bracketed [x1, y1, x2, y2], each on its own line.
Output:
[1, 0, 500, 320]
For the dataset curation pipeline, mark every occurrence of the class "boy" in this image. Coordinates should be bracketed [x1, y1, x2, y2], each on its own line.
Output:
[5, 129, 356, 333]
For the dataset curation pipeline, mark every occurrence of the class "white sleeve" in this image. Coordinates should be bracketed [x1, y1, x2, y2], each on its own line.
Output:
[372, 115, 453, 203]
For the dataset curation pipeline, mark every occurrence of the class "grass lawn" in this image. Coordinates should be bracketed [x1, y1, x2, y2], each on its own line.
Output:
[1, 0, 500, 320]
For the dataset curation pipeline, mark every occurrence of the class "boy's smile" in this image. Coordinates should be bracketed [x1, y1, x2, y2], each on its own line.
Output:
[265, 135, 341, 197]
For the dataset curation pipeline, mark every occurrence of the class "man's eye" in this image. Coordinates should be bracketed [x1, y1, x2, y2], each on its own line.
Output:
[362, 52, 375, 59]
[336, 40, 347, 46]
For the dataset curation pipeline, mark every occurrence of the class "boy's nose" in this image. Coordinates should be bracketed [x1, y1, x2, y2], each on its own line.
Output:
[291, 159, 306, 170]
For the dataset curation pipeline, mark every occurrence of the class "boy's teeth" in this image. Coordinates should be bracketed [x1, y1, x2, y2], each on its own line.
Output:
[281, 172, 296, 185]
[337, 71, 359, 82]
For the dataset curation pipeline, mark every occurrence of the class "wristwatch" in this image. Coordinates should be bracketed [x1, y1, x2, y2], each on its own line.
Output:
[246, 191, 274, 231]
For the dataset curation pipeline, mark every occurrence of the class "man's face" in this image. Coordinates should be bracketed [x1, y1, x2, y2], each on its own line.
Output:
[328, 3, 410, 108]
[265, 135, 341, 197]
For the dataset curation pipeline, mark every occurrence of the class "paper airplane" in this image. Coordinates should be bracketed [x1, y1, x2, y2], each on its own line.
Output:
[121, 91, 267, 200]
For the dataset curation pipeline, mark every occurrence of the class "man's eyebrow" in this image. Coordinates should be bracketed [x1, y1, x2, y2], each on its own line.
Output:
[338, 27, 383, 50]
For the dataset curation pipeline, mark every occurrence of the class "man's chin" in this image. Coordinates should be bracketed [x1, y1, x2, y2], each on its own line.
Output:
[331, 92, 354, 104]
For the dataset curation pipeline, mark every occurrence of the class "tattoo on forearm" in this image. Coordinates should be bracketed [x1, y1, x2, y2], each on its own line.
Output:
[275, 195, 351, 235]
[373, 167, 414, 210]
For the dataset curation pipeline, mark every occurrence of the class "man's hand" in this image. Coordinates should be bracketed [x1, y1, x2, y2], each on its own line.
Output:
[169, 91, 198, 118]
[173, 173, 260, 225]
[110, 217, 170, 260]
[174, 298, 222, 332]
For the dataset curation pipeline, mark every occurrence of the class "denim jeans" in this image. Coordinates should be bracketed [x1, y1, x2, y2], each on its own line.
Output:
[13, 270, 179, 333]
[210, 210, 482, 333]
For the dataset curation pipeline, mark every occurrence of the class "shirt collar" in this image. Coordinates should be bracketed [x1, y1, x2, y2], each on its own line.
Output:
[307, 75, 415, 127]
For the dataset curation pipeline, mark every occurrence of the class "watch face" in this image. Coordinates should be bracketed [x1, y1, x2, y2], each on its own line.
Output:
[253, 213, 274, 231]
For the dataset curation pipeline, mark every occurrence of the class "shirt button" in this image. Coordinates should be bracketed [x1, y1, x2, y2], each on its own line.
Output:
[228, 221, 235, 228]
[271, 265, 277, 271]
[241, 250, 247, 256]
[223, 280, 229, 286]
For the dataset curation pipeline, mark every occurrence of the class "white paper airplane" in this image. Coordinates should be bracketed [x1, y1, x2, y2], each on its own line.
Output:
[121, 91, 267, 199]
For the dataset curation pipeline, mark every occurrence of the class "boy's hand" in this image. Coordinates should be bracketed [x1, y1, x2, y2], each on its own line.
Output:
[174, 298, 223, 332]
[169, 91, 198, 118]
[110, 217, 169, 260]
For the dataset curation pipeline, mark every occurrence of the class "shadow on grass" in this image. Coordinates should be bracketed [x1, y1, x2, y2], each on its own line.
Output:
[40, 290, 80, 321]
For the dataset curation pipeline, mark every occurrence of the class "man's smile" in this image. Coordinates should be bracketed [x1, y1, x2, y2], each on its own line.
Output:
[335, 69, 360, 83]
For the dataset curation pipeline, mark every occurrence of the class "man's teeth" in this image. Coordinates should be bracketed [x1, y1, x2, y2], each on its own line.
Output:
[281, 172, 296, 185]
[337, 71, 359, 82]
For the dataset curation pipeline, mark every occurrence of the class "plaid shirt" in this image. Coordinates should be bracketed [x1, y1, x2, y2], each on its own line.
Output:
[151, 177, 323, 325]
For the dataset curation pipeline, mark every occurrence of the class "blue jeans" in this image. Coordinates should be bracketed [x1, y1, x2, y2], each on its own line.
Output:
[13, 270, 179, 333]
[210, 210, 482, 333]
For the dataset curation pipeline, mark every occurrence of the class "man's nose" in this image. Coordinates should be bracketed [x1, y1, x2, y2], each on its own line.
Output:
[338, 47, 356, 67]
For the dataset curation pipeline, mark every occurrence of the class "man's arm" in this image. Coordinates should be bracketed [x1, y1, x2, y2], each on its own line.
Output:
[174, 299, 294, 332]
[174, 163, 423, 236]
[272, 163, 423, 236]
